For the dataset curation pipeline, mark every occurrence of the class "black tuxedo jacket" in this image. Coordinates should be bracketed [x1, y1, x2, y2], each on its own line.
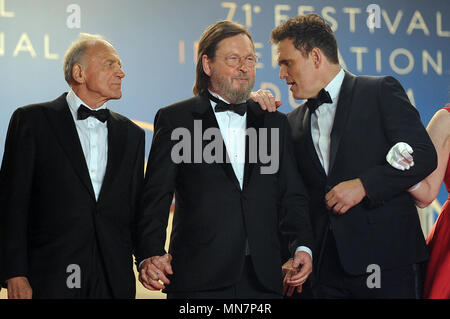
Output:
[136, 95, 313, 294]
[287, 71, 437, 276]
[0, 93, 145, 298]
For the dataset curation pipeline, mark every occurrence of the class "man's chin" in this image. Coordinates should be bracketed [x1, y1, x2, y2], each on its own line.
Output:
[110, 92, 122, 100]
[233, 91, 252, 102]
[232, 87, 253, 100]
[233, 82, 252, 91]
[291, 91, 303, 101]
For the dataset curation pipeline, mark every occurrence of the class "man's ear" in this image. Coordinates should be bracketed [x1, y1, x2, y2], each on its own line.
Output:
[202, 54, 212, 77]
[310, 48, 322, 68]
[71, 63, 85, 84]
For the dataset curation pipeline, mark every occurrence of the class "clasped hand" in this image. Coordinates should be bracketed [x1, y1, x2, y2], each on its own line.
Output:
[139, 253, 173, 291]
[282, 251, 313, 296]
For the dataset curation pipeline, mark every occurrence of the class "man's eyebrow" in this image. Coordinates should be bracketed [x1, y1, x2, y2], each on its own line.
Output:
[106, 58, 122, 65]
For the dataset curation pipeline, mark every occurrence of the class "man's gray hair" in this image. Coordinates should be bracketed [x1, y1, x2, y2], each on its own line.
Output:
[63, 33, 110, 85]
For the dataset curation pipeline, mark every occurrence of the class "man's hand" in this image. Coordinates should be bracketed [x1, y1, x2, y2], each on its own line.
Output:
[139, 253, 173, 291]
[325, 178, 367, 214]
[386, 142, 414, 170]
[250, 89, 282, 112]
[386, 142, 423, 192]
[282, 251, 313, 296]
[6, 276, 32, 299]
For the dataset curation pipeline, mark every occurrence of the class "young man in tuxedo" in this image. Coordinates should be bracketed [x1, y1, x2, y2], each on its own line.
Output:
[0, 34, 145, 298]
[253, 14, 437, 298]
[136, 20, 314, 299]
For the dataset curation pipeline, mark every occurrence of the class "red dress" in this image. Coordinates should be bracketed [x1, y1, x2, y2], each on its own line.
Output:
[423, 106, 450, 299]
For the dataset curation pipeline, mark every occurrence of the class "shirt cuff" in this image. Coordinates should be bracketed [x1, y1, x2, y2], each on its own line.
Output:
[295, 246, 313, 261]
[138, 258, 150, 271]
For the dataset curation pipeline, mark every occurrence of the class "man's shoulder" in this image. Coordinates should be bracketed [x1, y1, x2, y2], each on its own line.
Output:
[353, 73, 398, 87]
[263, 109, 288, 123]
[109, 110, 145, 135]
[159, 95, 202, 114]
[248, 100, 287, 121]
[13, 93, 68, 118]
[351, 74, 407, 100]
[152, 96, 205, 127]
[286, 103, 307, 120]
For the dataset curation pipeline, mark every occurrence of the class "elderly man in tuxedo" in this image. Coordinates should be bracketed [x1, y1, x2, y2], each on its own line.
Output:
[0, 33, 145, 298]
[136, 20, 314, 299]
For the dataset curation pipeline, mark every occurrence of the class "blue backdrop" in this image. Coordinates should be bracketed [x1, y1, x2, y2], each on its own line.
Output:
[0, 0, 448, 213]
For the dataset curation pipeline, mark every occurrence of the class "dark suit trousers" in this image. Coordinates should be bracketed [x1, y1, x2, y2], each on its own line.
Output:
[316, 229, 424, 299]
[167, 256, 282, 299]
[82, 240, 113, 299]
[32, 240, 113, 299]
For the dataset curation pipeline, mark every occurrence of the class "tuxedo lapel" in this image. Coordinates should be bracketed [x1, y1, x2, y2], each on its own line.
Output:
[43, 94, 96, 200]
[97, 111, 127, 203]
[328, 71, 357, 176]
[302, 104, 327, 177]
[244, 101, 264, 189]
[193, 95, 241, 192]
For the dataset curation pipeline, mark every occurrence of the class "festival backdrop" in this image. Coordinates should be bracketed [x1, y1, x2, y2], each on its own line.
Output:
[0, 0, 449, 220]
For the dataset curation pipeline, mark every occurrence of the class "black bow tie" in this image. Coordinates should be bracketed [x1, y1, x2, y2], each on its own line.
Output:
[77, 104, 110, 122]
[306, 88, 332, 113]
[205, 91, 247, 116]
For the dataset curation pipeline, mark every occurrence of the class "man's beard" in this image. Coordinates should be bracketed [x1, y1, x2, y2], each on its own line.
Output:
[210, 71, 254, 103]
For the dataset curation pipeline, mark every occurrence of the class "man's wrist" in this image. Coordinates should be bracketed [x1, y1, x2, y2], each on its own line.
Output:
[138, 258, 150, 271]
[295, 246, 313, 261]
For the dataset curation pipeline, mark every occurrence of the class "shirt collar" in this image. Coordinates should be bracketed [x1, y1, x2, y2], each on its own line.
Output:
[208, 89, 230, 106]
[207, 89, 249, 117]
[324, 68, 345, 102]
[66, 89, 107, 119]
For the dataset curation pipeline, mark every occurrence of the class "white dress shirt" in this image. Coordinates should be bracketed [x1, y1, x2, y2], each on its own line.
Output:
[66, 90, 108, 201]
[208, 91, 312, 259]
[209, 90, 247, 189]
[310, 68, 345, 175]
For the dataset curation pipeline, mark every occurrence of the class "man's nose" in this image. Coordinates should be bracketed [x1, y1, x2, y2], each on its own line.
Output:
[238, 62, 250, 73]
[117, 67, 125, 78]
[279, 67, 287, 79]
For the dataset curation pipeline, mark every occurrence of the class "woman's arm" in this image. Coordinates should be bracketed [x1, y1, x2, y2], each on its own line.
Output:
[411, 109, 450, 208]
